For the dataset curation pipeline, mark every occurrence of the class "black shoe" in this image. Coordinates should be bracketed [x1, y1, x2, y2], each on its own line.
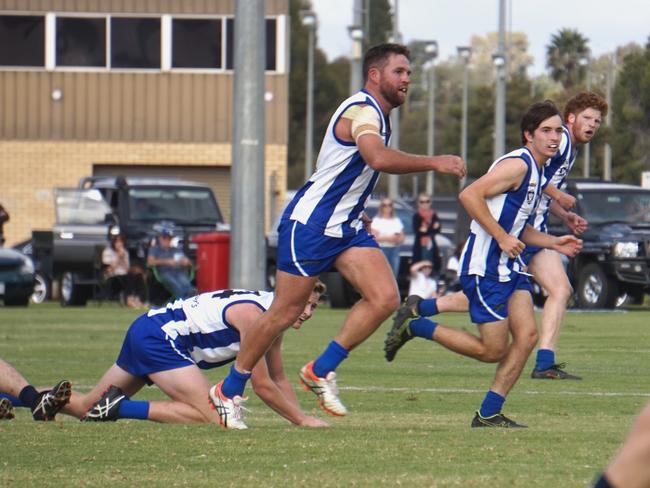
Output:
[384, 295, 422, 362]
[31, 380, 72, 421]
[83, 385, 128, 422]
[471, 411, 528, 428]
[0, 397, 15, 420]
[531, 363, 582, 380]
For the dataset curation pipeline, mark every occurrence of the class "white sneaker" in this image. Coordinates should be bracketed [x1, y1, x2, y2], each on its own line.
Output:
[299, 361, 347, 416]
[209, 381, 248, 430]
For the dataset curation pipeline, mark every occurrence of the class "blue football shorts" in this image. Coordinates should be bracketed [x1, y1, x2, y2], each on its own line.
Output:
[277, 219, 378, 276]
[116, 314, 195, 382]
[461, 273, 533, 324]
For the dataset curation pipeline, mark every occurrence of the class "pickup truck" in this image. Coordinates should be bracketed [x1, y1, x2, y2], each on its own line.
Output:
[28, 175, 227, 306]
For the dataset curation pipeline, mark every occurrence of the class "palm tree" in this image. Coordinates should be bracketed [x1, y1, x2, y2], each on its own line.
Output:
[546, 28, 590, 89]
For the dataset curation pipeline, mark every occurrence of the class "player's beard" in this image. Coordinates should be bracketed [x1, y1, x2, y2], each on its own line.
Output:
[380, 82, 405, 108]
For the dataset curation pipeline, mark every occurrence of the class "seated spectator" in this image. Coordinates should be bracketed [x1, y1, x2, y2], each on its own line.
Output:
[412, 194, 442, 273]
[408, 260, 438, 299]
[444, 242, 464, 293]
[371, 198, 405, 277]
[102, 234, 147, 308]
[146, 225, 195, 299]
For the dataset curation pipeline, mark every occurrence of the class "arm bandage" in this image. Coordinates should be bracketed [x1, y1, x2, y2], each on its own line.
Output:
[342, 104, 382, 143]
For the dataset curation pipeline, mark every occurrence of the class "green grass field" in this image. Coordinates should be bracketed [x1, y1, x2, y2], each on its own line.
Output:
[1, 302, 649, 487]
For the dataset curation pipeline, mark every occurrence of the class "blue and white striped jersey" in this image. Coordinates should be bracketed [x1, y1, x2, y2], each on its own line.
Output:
[459, 147, 543, 281]
[531, 126, 575, 232]
[284, 89, 391, 238]
[146, 290, 274, 370]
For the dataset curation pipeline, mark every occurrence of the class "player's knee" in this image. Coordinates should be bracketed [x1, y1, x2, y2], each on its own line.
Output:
[480, 345, 507, 363]
[548, 281, 572, 302]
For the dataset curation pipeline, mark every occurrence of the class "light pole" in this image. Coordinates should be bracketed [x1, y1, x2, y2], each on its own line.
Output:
[301, 10, 317, 181]
[579, 55, 591, 177]
[348, 25, 364, 94]
[388, 0, 401, 199]
[458, 46, 471, 189]
[492, 53, 506, 159]
[425, 40, 438, 196]
[493, 0, 507, 160]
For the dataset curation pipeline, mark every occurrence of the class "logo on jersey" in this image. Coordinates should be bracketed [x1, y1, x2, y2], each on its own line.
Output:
[526, 183, 537, 204]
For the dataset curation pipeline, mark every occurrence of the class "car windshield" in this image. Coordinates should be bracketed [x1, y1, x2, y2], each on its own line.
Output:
[128, 188, 222, 224]
[56, 189, 113, 225]
[577, 190, 650, 225]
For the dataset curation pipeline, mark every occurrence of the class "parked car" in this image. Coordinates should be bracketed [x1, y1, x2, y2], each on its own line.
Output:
[25, 175, 227, 306]
[0, 247, 35, 306]
[546, 180, 650, 308]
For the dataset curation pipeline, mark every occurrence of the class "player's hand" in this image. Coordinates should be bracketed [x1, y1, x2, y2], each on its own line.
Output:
[566, 212, 588, 235]
[299, 416, 329, 428]
[555, 191, 576, 210]
[433, 155, 466, 179]
[497, 234, 525, 259]
[553, 235, 583, 257]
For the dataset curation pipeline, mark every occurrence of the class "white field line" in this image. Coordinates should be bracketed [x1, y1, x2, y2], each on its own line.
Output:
[340, 385, 650, 398]
[70, 384, 650, 398]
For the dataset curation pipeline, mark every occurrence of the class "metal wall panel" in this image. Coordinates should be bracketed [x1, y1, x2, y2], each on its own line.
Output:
[0, 0, 289, 143]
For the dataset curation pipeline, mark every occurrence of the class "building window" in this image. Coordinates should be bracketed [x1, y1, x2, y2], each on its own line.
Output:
[56, 17, 106, 67]
[172, 18, 222, 69]
[225, 18, 277, 71]
[111, 17, 160, 69]
[0, 15, 45, 67]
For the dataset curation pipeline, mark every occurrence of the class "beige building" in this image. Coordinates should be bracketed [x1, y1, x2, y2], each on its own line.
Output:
[0, 0, 289, 246]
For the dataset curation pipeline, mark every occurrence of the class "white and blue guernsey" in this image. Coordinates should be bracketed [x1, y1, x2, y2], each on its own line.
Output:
[459, 147, 543, 282]
[284, 89, 391, 238]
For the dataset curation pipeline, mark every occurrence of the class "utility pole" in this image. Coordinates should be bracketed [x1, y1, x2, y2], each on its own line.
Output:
[230, 0, 265, 289]
[348, 0, 364, 95]
[458, 46, 472, 189]
[493, 0, 507, 160]
[388, 0, 400, 199]
[579, 55, 592, 177]
[301, 10, 317, 181]
[425, 41, 438, 196]
[603, 53, 615, 181]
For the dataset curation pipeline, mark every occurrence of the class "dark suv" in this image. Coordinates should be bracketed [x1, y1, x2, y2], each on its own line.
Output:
[546, 180, 650, 308]
[30, 176, 226, 306]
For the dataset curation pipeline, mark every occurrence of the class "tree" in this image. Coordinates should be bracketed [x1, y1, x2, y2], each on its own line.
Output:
[546, 28, 590, 90]
[610, 38, 650, 183]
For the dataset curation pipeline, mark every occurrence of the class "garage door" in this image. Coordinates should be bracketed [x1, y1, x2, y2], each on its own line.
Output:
[93, 164, 231, 223]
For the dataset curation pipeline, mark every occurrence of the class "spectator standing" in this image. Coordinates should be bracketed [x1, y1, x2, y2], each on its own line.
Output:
[370, 198, 405, 276]
[102, 234, 147, 308]
[146, 225, 195, 299]
[412, 194, 441, 273]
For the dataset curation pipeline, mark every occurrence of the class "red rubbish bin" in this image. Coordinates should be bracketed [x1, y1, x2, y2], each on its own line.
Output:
[192, 232, 230, 293]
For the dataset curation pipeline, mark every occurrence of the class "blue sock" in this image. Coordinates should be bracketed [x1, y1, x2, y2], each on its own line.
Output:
[117, 400, 150, 420]
[535, 349, 555, 371]
[221, 364, 252, 398]
[0, 393, 25, 407]
[479, 390, 505, 418]
[418, 298, 439, 317]
[408, 318, 437, 340]
[18, 385, 40, 410]
[313, 340, 349, 378]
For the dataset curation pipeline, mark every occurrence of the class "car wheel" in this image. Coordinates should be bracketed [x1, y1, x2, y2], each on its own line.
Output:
[576, 263, 619, 309]
[60, 272, 89, 306]
[31, 273, 49, 304]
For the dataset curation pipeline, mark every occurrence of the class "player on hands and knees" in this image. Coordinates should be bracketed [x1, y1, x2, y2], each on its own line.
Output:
[53, 283, 329, 430]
